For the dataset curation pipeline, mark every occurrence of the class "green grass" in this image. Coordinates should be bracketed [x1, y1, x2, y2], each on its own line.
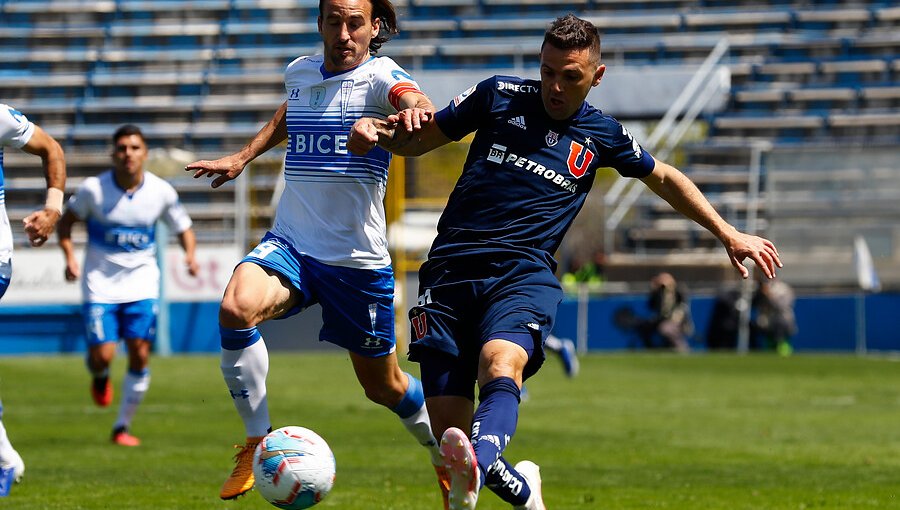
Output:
[1, 352, 898, 509]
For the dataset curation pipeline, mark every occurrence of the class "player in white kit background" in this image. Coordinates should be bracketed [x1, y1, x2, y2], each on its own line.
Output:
[185, 0, 448, 503]
[0, 103, 66, 496]
[57, 124, 198, 447]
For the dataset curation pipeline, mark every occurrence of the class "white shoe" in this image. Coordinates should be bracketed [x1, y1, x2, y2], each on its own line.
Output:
[513, 460, 545, 510]
[0, 448, 24, 483]
[440, 427, 479, 510]
[559, 338, 579, 378]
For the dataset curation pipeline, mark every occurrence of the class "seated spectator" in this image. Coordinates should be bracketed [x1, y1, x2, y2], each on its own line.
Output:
[640, 272, 693, 352]
[706, 285, 742, 350]
[752, 279, 797, 356]
[613, 272, 693, 353]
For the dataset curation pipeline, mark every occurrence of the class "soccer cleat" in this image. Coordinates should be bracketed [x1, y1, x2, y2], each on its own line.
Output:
[513, 461, 545, 510]
[219, 436, 263, 500]
[0, 466, 14, 497]
[111, 426, 141, 447]
[91, 377, 113, 407]
[7, 448, 24, 482]
[440, 427, 479, 510]
[559, 337, 580, 378]
[0, 447, 24, 496]
[433, 463, 451, 510]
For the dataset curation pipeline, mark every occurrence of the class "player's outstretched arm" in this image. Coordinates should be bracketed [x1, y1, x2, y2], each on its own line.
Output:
[640, 158, 782, 279]
[56, 210, 81, 281]
[21, 125, 66, 246]
[185, 101, 289, 188]
[348, 110, 451, 157]
[177, 228, 199, 277]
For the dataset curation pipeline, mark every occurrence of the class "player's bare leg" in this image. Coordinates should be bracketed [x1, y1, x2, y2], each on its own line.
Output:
[218, 262, 294, 500]
[351, 353, 445, 506]
[87, 343, 116, 407]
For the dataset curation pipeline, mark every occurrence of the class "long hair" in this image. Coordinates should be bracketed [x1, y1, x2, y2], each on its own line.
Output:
[318, 0, 399, 54]
[369, 0, 398, 54]
[542, 14, 601, 63]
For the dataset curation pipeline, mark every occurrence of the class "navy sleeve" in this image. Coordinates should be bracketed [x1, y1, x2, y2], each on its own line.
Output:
[434, 77, 496, 142]
[604, 121, 656, 178]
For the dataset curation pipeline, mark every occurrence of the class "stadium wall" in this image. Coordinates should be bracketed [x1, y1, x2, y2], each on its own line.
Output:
[0, 293, 896, 355]
[554, 292, 900, 353]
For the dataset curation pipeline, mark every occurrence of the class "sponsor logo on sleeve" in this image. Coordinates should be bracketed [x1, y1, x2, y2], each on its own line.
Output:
[453, 85, 477, 107]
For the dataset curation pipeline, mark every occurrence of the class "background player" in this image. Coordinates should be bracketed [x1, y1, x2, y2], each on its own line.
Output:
[0, 102, 66, 494]
[57, 124, 198, 447]
[184, 0, 445, 502]
[350, 13, 782, 510]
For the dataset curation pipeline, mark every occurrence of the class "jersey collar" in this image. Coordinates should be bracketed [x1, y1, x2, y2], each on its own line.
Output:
[319, 55, 374, 79]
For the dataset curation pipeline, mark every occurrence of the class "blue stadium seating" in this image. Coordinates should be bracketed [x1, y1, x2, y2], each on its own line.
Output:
[1, 0, 898, 256]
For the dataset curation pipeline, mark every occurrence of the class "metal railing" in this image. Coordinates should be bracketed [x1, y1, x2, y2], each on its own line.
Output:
[603, 38, 731, 254]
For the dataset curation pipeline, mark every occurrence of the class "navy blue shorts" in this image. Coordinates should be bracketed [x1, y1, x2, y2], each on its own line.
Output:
[408, 254, 562, 399]
[241, 232, 396, 357]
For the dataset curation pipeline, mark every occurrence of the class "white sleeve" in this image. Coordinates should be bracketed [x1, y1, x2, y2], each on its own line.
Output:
[372, 58, 422, 112]
[66, 180, 96, 220]
[161, 185, 192, 234]
[0, 104, 36, 149]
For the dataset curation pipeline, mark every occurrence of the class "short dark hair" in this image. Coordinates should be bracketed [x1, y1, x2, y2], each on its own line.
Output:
[318, 0, 399, 54]
[542, 14, 601, 63]
[112, 124, 145, 145]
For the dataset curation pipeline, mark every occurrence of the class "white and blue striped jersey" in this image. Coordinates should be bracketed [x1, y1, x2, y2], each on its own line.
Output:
[66, 170, 192, 303]
[0, 104, 36, 268]
[273, 55, 421, 269]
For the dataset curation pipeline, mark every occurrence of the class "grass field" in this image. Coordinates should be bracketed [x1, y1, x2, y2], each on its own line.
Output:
[0, 352, 898, 509]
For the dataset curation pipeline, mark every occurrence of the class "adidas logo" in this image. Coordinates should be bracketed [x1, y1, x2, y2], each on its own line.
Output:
[507, 116, 527, 130]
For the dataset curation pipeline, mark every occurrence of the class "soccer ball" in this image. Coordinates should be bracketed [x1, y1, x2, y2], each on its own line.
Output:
[253, 426, 336, 509]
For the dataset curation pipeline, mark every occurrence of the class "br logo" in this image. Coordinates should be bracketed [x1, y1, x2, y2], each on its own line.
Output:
[566, 141, 594, 178]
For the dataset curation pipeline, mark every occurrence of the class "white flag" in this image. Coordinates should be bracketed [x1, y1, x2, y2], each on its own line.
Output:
[853, 235, 881, 292]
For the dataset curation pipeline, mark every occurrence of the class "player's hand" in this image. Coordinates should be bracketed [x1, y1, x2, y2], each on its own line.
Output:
[185, 255, 199, 277]
[723, 231, 782, 279]
[184, 156, 245, 189]
[394, 108, 432, 133]
[64, 259, 80, 281]
[348, 118, 397, 155]
[22, 208, 61, 247]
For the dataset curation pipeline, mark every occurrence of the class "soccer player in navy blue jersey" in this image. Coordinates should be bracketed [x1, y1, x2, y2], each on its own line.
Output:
[350, 14, 781, 510]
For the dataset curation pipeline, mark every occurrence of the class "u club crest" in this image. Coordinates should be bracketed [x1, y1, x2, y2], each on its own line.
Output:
[545, 130, 559, 147]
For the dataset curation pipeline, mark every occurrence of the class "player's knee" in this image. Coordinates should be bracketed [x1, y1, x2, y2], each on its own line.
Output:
[478, 357, 524, 387]
[218, 294, 259, 328]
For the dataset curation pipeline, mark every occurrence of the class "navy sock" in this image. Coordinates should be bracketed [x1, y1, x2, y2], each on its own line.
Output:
[472, 376, 531, 505]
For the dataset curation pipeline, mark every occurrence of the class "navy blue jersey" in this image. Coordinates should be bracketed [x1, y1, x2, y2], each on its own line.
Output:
[431, 75, 655, 269]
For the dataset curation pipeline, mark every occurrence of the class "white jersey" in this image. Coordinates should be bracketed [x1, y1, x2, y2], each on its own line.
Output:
[0, 104, 36, 270]
[273, 55, 420, 269]
[66, 170, 192, 303]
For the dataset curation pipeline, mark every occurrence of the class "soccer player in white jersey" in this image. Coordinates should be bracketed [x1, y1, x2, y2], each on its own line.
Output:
[185, 0, 447, 503]
[57, 124, 198, 447]
[0, 103, 66, 495]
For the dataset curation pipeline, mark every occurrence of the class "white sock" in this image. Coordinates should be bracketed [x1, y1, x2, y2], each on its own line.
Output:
[221, 340, 271, 438]
[114, 370, 150, 430]
[400, 403, 442, 465]
[0, 418, 14, 465]
[543, 334, 562, 352]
